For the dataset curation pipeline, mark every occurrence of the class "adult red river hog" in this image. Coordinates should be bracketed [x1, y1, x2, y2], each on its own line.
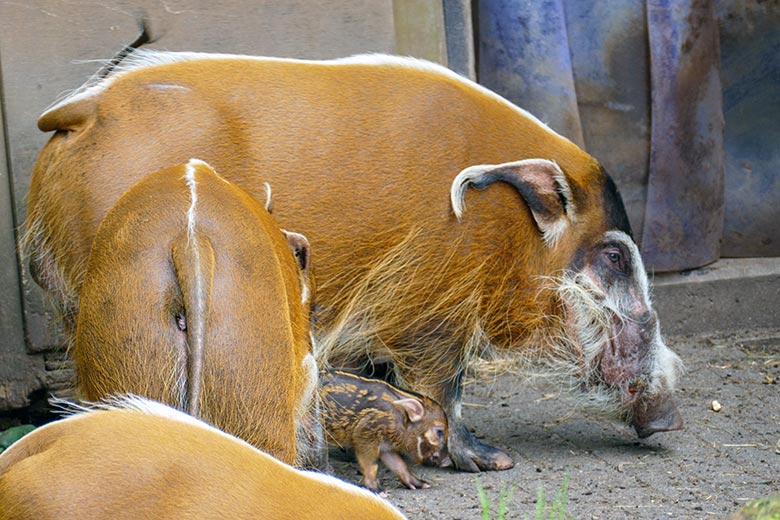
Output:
[23, 50, 684, 472]
[0, 396, 407, 520]
[71, 158, 316, 466]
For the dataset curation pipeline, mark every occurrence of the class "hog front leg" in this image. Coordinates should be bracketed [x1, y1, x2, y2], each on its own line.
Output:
[440, 371, 514, 473]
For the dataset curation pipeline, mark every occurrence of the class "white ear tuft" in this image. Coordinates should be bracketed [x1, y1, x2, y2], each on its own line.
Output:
[450, 164, 492, 222]
[263, 182, 273, 212]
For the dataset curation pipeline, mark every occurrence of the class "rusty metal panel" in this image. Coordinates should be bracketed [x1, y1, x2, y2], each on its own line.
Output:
[564, 0, 651, 244]
[641, 0, 725, 272]
[717, 1, 780, 257]
[476, 0, 585, 148]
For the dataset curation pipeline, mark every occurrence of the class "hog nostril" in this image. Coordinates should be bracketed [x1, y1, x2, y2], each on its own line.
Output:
[627, 377, 646, 396]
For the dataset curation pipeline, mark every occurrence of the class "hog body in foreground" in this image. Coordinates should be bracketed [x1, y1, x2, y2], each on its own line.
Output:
[320, 370, 450, 491]
[0, 397, 406, 520]
[25, 51, 683, 471]
[72, 159, 316, 466]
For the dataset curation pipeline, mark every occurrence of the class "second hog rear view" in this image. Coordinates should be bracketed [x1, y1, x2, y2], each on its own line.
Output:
[320, 370, 451, 492]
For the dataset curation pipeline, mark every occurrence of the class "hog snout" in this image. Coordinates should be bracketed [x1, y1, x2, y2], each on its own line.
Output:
[554, 230, 685, 438]
[631, 390, 684, 438]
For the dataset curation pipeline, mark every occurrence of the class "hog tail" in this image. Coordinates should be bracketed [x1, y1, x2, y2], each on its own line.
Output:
[171, 164, 216, 417]
[171, 232, 215, 417]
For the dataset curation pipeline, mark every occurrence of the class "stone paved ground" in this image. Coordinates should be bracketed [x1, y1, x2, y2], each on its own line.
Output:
[330, 328, 780, 519]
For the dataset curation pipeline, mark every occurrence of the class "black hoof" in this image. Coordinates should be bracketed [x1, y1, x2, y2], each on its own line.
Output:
[449, 423, 514, 472]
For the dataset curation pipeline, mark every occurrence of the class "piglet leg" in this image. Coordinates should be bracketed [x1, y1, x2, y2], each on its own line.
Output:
[354, 442, 382, 492]
[380, 449, 430, 490]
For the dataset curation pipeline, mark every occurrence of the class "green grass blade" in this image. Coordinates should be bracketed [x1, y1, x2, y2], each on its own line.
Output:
[497, 482, 516, 520]
[475, 477, 492, 520]
[535, 483, 546, 520]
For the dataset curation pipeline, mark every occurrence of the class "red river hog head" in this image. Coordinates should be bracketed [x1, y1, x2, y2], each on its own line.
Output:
[451, 158, 683, 438]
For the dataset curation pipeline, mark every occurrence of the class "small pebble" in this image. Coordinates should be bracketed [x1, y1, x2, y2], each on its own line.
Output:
[711, 400, 722, 412]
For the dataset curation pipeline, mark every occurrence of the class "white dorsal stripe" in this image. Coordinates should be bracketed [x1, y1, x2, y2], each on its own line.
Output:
[183, 158, 223, 232]
[41, 50, 562, 142]
[182, 158, 204, 412]
[263, 182, 273, 211]
[184, 159, 199, 238]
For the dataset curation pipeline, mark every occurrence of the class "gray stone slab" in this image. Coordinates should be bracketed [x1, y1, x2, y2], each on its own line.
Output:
[652, 258, 780, 336]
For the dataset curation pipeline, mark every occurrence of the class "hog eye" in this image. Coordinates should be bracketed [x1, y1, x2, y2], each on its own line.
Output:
[603, 248, 627, 273]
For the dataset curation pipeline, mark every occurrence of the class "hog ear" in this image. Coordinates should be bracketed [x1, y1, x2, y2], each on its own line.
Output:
[283, 230, 313, 307]
[450, 159, 575, 247]
[282, 230, 311, 278]
[393, 398, 425, 423]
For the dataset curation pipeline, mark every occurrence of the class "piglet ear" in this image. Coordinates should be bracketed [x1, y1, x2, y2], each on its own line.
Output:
[393, 398, 425, 423]
[450, 159, 575, 247]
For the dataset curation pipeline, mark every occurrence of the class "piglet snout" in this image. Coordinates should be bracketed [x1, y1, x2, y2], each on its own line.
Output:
[438, 453, 453, 468]
[424, 449, 452, 468]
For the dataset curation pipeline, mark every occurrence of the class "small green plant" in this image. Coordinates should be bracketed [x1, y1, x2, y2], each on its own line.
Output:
[476, 477, 516, 520]
[475, 469, 570, 520]
[529, 470, 570, 520]
[729, 496, 780, 520]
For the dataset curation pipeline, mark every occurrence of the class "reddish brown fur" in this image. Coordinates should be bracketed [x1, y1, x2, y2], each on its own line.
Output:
[72, 160, 313, 465]
[320, 370, 449, 491]
[26, 54, 605, 327]
[25, 52, 680, 471]
[0, 399, 406, 520]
